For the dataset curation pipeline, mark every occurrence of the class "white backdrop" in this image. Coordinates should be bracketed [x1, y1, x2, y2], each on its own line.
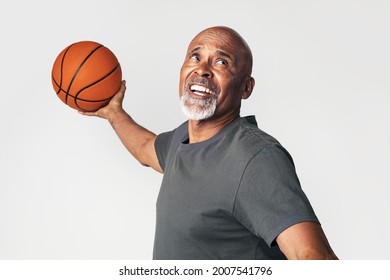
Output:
[0, 0, 389, 260]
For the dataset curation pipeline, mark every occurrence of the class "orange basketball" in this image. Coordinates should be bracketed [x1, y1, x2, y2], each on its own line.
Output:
[51, 41, 122, 112]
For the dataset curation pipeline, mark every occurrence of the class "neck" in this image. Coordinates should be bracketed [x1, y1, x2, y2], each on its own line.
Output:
[187, 110, 240, 143]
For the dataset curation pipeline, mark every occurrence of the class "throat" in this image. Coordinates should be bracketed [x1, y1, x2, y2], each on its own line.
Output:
[187, 115, 239, 144]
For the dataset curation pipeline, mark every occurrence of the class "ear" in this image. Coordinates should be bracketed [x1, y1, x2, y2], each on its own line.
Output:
[241, 76, 255, 100]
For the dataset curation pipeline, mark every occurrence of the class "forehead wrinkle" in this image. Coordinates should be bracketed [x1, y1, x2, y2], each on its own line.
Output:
[192, 32, 243, 58]
[198, 26, 253, 75]
[215, 50, 233, 61]
[188, 46, 201, 55]
[187, 43, 235, 62]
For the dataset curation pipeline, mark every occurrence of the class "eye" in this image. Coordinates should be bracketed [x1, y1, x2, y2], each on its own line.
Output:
[216, 59, 228, 66]
[190, 54, 200, 61]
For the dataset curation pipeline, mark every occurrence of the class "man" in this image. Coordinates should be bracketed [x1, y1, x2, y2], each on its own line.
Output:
[81, 26, 338, 260]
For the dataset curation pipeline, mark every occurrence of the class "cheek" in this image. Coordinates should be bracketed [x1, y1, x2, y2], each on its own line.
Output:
[218, 77, 242, 103]
[178, 68, 186, 96]
[179, 66, 193, 95]
[219, 76, 235, 93]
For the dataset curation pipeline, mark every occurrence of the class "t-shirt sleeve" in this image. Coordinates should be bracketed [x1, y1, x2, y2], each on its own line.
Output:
[233, 144, 320, 247]
[154, 131, 174, 172]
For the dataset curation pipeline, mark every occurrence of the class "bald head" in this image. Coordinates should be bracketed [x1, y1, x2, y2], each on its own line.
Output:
[190, 26, 253, 77]
[179, 26, 255, 122]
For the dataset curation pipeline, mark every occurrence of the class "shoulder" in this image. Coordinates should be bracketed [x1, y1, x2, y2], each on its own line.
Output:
[155, 121, 189, 171]
[156, 121, 188, 146]
[239, 116, 280, 144]
[226, 116, 295, 169]
[232, 116, 284, 154]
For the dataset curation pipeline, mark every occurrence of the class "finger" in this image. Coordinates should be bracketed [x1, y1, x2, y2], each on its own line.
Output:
[78, 110, 99, 117]
[111, 81, 126, 102]
[118, 80, 126, 95]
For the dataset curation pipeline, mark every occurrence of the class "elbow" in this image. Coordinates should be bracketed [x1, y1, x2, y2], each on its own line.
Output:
[136, 149, 163, 174]
[137, 154, 151, 168]
[292, 247, 338, 260]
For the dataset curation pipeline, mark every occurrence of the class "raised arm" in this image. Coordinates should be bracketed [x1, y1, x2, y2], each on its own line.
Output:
[80, 81, 163, 173]
[276, 221, 338, 260]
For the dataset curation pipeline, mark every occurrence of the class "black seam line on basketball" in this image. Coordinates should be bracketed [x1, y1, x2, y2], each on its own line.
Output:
[65, 44, 104, 104]
[56, 44, 73, 95]
[74, 63, 120, 110]
[52, 64, 119, 104]
[52, 75, 60, 91]
[52, 71, 118, 102]
[52, 75, 81, 100]
[51, 80, 113, 102]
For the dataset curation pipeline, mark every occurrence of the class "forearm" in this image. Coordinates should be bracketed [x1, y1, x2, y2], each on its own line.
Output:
[277, 222, 338, 260]
[79, 81, 162, 172]
[285, 245, 338, 260]
[107, 108, 161, 172]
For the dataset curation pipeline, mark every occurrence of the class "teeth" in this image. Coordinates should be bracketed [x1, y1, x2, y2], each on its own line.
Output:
[190, 85, 212, 94]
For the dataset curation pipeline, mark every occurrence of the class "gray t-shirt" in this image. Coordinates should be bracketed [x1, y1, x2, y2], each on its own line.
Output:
[153, 116, 319, 259]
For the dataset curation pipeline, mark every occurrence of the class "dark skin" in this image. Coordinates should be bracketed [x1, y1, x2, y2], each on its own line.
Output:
[81, 26, 338, 260]
[179, 27, 255, 143]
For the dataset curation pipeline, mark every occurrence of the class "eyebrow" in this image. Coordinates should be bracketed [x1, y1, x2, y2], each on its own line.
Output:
[216, 50, 233, 61]
[188, 47, 201, 56]
[188, 47, 233, 61]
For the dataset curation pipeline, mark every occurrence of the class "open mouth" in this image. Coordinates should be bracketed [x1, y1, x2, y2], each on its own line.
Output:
[189, 84, 215, 97]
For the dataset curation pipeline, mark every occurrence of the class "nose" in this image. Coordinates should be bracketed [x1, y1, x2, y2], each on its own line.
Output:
[195, 61, 212, 78]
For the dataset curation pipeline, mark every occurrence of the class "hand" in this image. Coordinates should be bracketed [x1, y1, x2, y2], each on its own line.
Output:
[79, 80, 127, 121]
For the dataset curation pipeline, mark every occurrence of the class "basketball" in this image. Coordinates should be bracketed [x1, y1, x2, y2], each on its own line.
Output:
[51, 41, 122, 112]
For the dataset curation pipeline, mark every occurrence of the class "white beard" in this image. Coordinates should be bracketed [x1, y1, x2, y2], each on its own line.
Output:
[180, 90, 217, 121]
